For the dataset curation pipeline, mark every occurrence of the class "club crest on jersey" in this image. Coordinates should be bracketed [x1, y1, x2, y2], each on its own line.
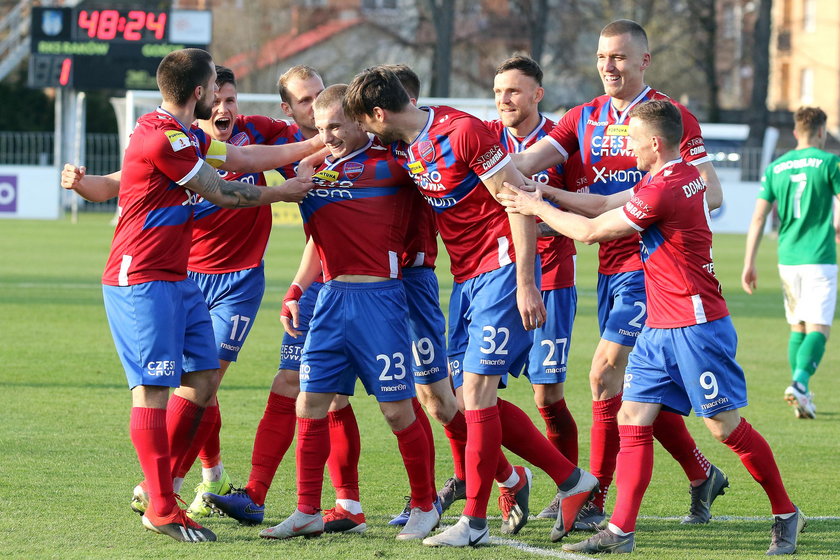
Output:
[343, 161, 364, 181]
[418, 141, 436, 163]
[408, 160, 425, 175]
[229, 132, 249, 146]
[165, 130, 191, 152]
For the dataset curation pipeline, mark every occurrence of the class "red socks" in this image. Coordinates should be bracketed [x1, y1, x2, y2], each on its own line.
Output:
[462, 407, 502, 518]
[498, 398, 576, 485]
[295, 416, 330, 514]
[245, 392, 296, 505]
[538, 398, 579, 464]
[443, 410, 468, 481]
[130, 407, 176, 517]
[653, 410, 710, 482]
[412, 397, 437, 494]
[394, 418, 435, 510]
[723, 418, 795, 514]
[165, 394, 205, 478]
[610, 424, 655, 533]
[198, 404, 222, 469]
[589, 394, 622, 509]
[326, 404, 361, 501]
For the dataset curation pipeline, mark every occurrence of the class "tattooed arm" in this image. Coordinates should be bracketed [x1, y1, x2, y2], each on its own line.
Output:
[184, 161, 312, 208]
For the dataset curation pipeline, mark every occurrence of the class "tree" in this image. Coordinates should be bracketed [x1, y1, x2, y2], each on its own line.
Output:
[426, 0, 455, 97]
[746, 0, 772, 149]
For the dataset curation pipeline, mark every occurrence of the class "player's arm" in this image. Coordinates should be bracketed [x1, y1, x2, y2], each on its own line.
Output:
[214, 135, 324, 174]
[741, 198, 773, 294]
[185, 161, 312, 207]
[534, 179, 632, 218]
[510, 136, 567, 177]
[281, 237, 322, 337]
[483, 162, 546, 330]
[60, 164, 120, 202]
[499, 184, 635, 244]
[696, 161, 723, 210]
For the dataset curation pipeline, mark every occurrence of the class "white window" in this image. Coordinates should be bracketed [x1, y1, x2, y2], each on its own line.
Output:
[800, 67, 813, 105]
[803, 0, 817, 32]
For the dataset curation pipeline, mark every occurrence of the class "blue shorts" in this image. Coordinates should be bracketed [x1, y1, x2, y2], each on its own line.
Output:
[300, 280, 415, 402]
[403, 267, 449, 385]
[189, 264, 265, 363]
[278, 281, 323, 371]
[624, 316, 749, 418]
[526, 286, 577, 384]
[448, 263, 534, 388]
[103, 280, 219, 390]
[597, 270, 646, 346]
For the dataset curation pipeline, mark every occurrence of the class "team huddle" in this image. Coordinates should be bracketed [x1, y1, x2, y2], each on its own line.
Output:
[62, 18, 829, 556]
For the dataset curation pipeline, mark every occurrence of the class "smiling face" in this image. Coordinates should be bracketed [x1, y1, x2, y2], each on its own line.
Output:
[627, 116, 656, 172]
[315, 101, 370, 159]
[493, 69, 543, 131]
[198, 82, 238, 142]
[596, 32, 650, 105]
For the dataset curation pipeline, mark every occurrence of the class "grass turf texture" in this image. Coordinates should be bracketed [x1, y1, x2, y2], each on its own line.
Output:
[0, 213, 837, 559]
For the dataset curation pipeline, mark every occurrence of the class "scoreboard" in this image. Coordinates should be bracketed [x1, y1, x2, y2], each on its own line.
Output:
[28, 6, 212, 90]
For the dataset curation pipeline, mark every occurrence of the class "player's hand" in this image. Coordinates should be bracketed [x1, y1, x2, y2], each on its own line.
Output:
[741, 265, 757, 294]
[280, 283, 304, 337]
[298, 147, 328, 178]
[517, 281, 546, 331]
[61, 163, 86, 191]
[278, 177, 313, 203]
[498, 182, 545, 216]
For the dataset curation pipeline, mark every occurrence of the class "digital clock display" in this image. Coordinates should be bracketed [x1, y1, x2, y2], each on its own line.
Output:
[28, 7, 211, 90]
[76, 10, 167, 42]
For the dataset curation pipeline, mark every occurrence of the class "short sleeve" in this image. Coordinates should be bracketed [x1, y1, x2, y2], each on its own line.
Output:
[829, 155, 840, 196]
[547, 108, 580, 161]
[757, 168, 775, 202]
[622, 179, 670, 232]
[147, 128, 204, 185]
[677, 104, 711, 166]
[450, 116, 511, 181]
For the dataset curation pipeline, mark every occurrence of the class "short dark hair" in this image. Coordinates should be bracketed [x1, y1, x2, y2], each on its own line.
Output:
[215, 65, 236, 89]
[381, 64, 420, 99]
[343, 66, 411, 120]
[277, 65, 322, 104]
[313, 84, 349, 112]
[628, 99, 682, 147]
[601, 19, 649, 51]
[156, 48, 214, 105]
[794, 106, 827, 137]
[495, 55, 543, 86]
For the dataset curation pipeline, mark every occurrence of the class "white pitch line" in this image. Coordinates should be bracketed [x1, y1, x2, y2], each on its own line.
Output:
[436, 514, 840, 522]
[490, 537, 593, 560]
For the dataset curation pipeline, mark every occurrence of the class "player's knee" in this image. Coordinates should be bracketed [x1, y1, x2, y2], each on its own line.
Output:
[270, 368, 301, 398]
[380, 401, 415, 431]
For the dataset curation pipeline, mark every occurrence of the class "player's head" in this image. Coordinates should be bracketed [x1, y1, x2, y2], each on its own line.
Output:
[381, 64, 421, 103]
[198, 65, 239, 142]
[344, 66, 412, 145]
[597, 20, 650, 102]
[794, 106, 827, 146]
[156, 48, 216, 119]
[627, 99, 682, 171]
[277, 65, 325, 136]
[314, 84, 369, 159]
[493, 55, 544, 130]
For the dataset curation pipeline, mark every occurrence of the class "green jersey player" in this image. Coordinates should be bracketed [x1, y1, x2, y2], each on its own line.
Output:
[742, 106, 840, 419]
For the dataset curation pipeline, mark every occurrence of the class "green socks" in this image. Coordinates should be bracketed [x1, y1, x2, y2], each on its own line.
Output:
[788, 331, 805, 375]
[792, 331, 827, 390]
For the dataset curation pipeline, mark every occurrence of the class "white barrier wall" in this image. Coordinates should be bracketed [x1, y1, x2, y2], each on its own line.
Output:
[0, 166, 60, 219]
[709, 168, 761, 234]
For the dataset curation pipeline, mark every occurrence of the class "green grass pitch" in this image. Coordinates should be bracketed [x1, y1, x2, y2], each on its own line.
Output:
[0, 213, 837, 559]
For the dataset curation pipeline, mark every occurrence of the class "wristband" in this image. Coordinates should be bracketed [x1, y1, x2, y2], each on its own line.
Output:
[281, 283, 303, 320]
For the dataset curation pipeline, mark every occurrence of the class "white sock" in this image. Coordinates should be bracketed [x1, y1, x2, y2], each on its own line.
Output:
[497, 469, 520, 489]
[202, 463, 224, 483]
[172, 477, 185, 493]
[336, 499, 363, 514]
[776, 511, 796, 520]
[608, 522, 633, 537]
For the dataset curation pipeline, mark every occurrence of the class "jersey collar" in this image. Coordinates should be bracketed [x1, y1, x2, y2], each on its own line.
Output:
[323, 137, 374, 169]
[609, 86, 652, 124]
[504, 115, 547, 153]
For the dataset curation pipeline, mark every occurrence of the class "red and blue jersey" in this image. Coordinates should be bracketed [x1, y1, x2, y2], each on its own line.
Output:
[621, 159, 728, 328]
[188, 114, 295, 274]
[300, 139, 415, 281]
[392, 106, 513, 282]
[487, 116, 576, 290]
[103, 108, 212, 286]
[547, 88, 710, 275]
[401, 188, 438, 269]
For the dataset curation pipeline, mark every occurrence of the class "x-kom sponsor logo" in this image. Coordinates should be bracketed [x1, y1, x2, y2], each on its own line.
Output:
[0, 175, 18, 213]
